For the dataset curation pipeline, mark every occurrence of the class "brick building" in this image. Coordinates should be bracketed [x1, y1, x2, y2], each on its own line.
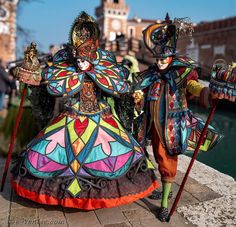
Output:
[95, 0, 129, 41]
[95, 0, 236, 78]
[95, 0, 156, 41]
[178, 17, 236, 79]
[0, 0, 19, 63]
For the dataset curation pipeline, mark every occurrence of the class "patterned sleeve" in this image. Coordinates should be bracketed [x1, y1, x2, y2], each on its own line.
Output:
[86, 49, 129, 97]
[186, 69, 212, 108]
[42, 49, 84, 97]
[187, 80, 204, 97]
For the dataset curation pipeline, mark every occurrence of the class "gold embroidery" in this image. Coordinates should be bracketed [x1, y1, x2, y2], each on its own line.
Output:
[79, 82, 100, 113]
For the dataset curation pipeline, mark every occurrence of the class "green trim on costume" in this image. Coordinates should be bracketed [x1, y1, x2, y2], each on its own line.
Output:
[161, 182, 172, 208]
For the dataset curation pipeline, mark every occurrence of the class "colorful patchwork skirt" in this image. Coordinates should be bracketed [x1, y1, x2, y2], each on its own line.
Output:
[11, 111, 158, 210]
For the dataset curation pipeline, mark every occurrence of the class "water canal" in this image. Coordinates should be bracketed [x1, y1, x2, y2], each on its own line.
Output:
[187, 101, 236, 180]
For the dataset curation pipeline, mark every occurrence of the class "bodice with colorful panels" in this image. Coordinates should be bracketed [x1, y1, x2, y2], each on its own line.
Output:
[42, 48, 129, 99]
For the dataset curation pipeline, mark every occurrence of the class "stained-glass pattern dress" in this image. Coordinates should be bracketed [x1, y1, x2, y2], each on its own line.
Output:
[11, 48, 159, 210]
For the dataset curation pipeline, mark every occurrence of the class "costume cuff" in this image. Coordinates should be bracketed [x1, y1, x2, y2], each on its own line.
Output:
[199, 87, 212, 108]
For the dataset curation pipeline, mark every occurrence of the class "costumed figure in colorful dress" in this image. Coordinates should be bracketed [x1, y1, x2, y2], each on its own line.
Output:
[133, 15, 222, 221]
[11, 12, 158, 210]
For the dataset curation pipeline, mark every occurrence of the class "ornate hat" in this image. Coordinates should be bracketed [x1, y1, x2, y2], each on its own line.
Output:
[69, 11, 100, 62]
[143, 13, 194, 58]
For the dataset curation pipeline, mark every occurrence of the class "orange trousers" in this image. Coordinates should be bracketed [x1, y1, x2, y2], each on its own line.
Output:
[151, 123, 178, 183]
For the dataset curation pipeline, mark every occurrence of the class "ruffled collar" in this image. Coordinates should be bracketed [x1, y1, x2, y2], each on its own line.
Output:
[135, 55, 198, 92]
[42, 48, 129, 97]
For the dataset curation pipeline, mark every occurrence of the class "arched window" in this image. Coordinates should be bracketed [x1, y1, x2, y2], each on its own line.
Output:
[128, 27, 135, 38]
[114, 0, 119, 4]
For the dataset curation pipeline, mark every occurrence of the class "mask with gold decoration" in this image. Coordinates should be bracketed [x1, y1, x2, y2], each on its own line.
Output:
[68, 11, 100, 64]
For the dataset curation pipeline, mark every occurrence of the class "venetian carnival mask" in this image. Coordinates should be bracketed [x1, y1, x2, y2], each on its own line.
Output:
[77, 58, 92, 71]
[157, 57, 172, 70]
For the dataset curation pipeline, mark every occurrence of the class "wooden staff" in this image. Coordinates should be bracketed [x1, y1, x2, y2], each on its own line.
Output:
[169, 99, 218, 218]
[1, 42, 41, 191]
[1, 84, 27, 191]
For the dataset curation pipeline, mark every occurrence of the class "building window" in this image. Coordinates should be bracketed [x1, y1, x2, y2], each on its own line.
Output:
[214, 45, 225, 56]
[113, 0, 119, 3]
[128, 27, 135, 38]
[130, 28, 133, 36]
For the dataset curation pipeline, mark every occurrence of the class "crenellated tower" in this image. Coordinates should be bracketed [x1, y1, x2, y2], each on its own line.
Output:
[95, 0, 129, 41]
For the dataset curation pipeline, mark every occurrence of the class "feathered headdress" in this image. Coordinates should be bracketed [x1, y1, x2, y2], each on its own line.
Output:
[68, 11, 100, 62]
[143, 13, 194, 58]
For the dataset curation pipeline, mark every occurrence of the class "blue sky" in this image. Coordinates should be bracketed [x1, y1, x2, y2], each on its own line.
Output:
[17, 0, 236, 54]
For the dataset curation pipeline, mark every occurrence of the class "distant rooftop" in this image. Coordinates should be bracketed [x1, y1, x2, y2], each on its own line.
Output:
[195, 16, 236, 32]
[128, 17, 157, 24]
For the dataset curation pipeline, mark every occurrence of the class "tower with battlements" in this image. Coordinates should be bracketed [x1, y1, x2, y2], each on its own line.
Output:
[95, 0, 129, 41]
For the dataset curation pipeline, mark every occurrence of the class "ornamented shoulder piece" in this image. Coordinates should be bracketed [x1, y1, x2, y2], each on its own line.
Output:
[14, 42, 42, 86]
[209, 62, 236, 102]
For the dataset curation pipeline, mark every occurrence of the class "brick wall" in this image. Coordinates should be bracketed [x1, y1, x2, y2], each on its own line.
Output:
[178, 17, 236, 79]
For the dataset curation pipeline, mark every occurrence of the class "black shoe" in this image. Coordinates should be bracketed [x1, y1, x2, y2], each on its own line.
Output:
[148, 189, 173, 200]
[157, 207, 170, 222]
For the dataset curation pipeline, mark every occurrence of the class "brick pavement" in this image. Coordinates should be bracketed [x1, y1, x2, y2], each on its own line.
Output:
[0, 154, 224, 227]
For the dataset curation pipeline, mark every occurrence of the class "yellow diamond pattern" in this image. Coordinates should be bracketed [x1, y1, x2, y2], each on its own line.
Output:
[67, 119, 77, 143]
[70, 159, 80, 173]
[146, 159, 155, 170]
[67, 178, 81, 197]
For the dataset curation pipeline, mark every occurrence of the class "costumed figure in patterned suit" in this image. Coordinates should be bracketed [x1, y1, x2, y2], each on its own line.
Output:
[11, 12, 159, 210]
[133, 14, 222, 221]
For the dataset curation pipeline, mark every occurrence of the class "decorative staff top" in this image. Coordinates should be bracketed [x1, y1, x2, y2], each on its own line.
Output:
[210, 62, 236, 102]
[14, 42, 42, 86]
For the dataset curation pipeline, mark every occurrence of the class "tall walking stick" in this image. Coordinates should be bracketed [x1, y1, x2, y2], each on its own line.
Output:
[0, 42, 41, 191]
[169, 100, 218, 218]
[169, 62, 236, 219]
